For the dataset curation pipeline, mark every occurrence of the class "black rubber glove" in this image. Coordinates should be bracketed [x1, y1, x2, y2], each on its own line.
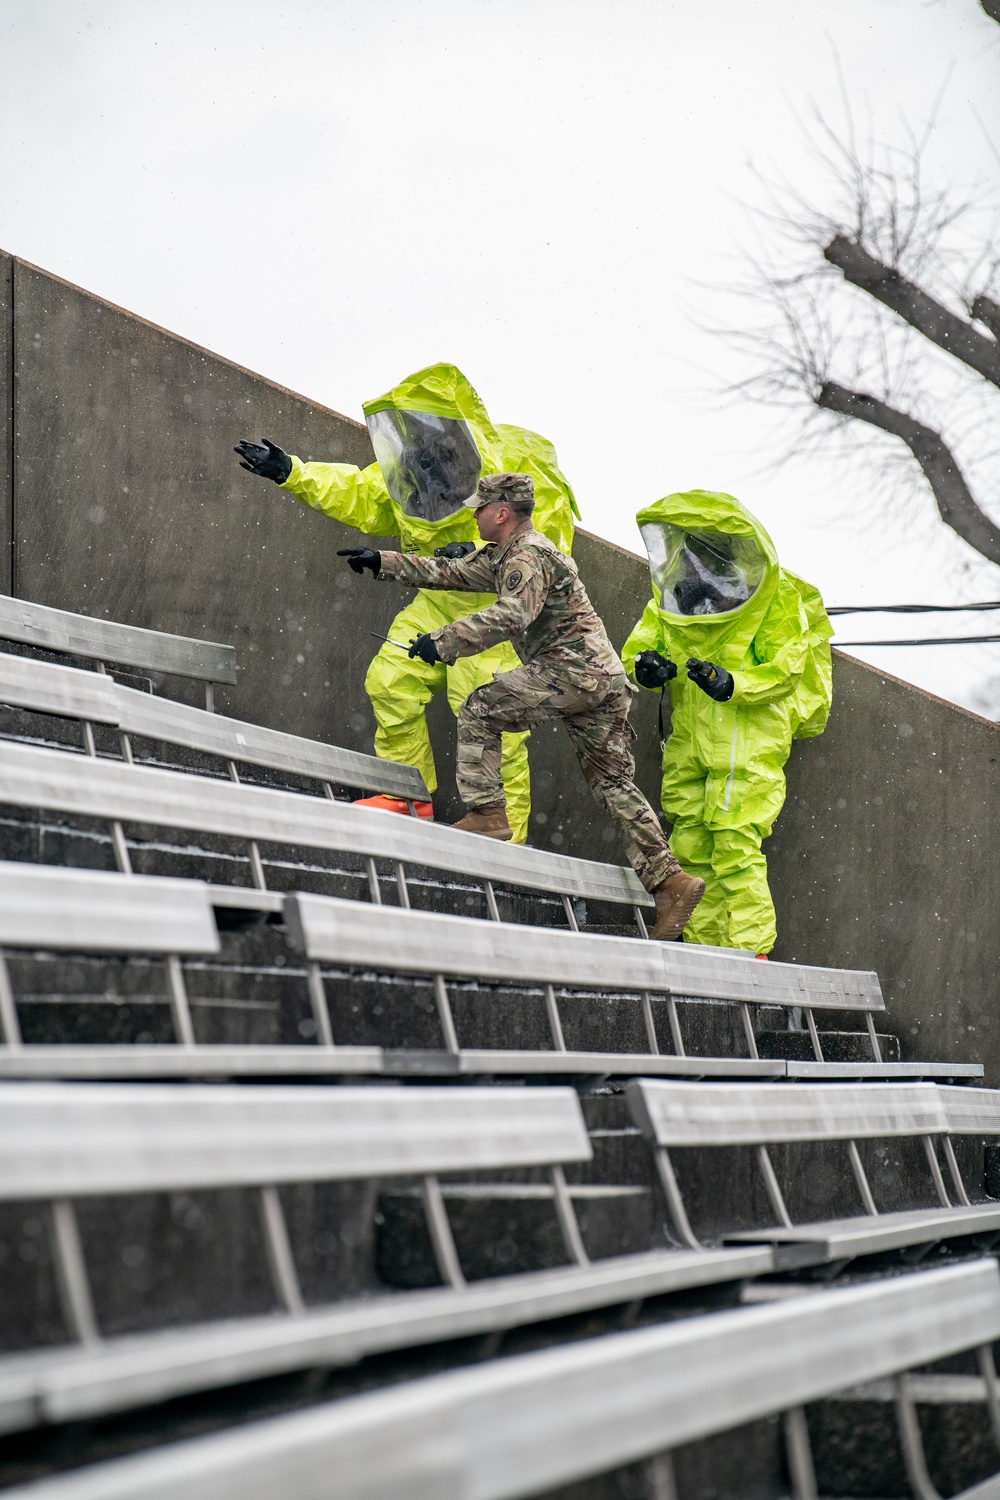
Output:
[234, 438, 293, 483]
[337, 548, 381, 577]
[686, 657, 734, 702]
[434, 541, 477, 559]
[634, 650, 677, 690]
[408, 633, 441, 665]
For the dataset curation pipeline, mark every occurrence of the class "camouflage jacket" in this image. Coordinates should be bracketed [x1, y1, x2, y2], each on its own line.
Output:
[377, 525, 627, 677]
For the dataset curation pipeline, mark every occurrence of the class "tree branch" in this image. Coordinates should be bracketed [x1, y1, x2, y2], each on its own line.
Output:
[816, 380, 1000, 563]
[972, 294, 1000, 340]
[983, 0, 1000, 24]
[823, 234, 1000, 387]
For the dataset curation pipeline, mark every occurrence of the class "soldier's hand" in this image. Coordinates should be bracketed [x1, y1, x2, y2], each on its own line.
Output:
[337, 548, 381, 577]
[434, 541, 477, 559]
[408, 633, 441, 665]
[234, 437, 293, 483]
[686, 658, 734, 702]
[634, 650, 677, 690]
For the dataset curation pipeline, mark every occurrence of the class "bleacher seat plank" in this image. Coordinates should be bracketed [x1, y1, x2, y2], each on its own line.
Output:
[0, 1082, 592, 1199]
[0, 739, 650, 907]
[0, 1245, 774, 1435]
[0, 863, 220, 956]
[0, 595, 237, 684]
[631, 1079, 1000, 1265]
[402, 1050, 783, 1079]
[0, 652, 119, 724]
[285, 892, 883, 1012]
[7, 1261, 997, 1500]
[787, 1059, 982, 1079]
[0, 1045, 384, 1079]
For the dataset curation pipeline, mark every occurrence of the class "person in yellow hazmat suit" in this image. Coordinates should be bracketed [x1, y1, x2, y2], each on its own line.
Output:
[235, 364, 579, 844]
[620, 490, 833, 954]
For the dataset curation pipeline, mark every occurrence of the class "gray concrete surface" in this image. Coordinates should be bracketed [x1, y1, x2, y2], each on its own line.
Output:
[1, 251, 998, 1080]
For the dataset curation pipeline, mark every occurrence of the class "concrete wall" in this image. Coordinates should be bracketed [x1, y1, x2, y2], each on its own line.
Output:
[2, 251, 998, 1077]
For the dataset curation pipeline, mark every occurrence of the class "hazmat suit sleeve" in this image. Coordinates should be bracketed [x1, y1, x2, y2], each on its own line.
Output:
[280, 456, 397, 537]
[725, 584, 810, 706]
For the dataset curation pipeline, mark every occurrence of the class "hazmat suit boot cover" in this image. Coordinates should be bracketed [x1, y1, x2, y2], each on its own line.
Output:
[622, 489, 833, 953]
[278, 363, 580, 843]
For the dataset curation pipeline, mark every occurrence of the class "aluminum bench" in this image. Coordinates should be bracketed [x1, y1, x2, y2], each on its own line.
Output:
[0, 594, 236, 708]
[0, 861, 383, 1078]
[283, 891, 980, 1081]
[0, 650, 428, 803]
[0, 1081, 771, 1436]
[8, 1258, 998, 1500]
[629, 1079, 1000, 1262]
[0, 737, 654, 925]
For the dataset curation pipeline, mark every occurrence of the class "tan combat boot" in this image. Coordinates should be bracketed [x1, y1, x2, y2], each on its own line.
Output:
[451, 804, 513, 841]
[648, 871, 706, 941]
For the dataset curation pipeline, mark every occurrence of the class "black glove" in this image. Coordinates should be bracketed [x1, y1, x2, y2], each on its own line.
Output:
[686, 657, 734, 702]
[434, 540, 477, 559]
[634, 650, 677, 690]
[337, 548, 381, 577]
[234, 438, 293, 483]
[408, 633, 441, 665]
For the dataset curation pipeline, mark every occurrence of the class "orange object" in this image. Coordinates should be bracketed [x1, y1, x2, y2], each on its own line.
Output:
[353, 794, 434, 819]
[755, 953, 769, 960]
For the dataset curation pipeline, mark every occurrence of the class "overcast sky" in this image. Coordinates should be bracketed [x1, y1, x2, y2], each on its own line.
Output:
[2, 0, 999, 709]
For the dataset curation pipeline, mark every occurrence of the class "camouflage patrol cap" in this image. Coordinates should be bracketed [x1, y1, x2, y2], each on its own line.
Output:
[464, 472, 535, 509]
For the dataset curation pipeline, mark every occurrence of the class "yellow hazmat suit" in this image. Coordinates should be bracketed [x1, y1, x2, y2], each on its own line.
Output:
[621, 490, 833, 953]
[280, 364, 579, 843]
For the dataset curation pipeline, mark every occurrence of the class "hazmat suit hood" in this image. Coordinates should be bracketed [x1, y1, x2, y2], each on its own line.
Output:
[636, 490, 780, 670]
[362, 363, 506, 541]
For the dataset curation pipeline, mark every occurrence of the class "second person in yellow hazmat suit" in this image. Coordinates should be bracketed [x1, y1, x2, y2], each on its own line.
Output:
[236, 364, 579, 844]
[621, 490, 833, 954]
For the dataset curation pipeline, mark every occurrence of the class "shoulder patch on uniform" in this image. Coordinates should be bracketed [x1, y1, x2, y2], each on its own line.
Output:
[506, 570, 523, 591]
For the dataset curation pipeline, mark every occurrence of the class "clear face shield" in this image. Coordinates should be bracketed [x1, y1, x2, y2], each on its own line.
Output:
[640, 523, 766, 616]
[366, 408, 482, 523]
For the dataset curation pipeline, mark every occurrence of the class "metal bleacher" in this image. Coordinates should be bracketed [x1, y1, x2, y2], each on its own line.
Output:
[1, 593, 998, 1499]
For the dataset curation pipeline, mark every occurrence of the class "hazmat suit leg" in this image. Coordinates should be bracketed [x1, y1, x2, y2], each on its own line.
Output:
[364, 595, 531, 843]
[667, 823, 729, 947]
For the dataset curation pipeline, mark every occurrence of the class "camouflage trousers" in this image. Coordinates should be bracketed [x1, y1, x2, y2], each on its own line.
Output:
[457, 661, 681, 894]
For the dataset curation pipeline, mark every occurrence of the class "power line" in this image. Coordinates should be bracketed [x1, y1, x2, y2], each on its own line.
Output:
[829, 601, 1000, 615]
[836, 634, 1000, 647]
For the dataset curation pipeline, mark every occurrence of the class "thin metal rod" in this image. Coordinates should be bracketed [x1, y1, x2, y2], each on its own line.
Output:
[118, 731, 134, 764]
[258, 1186, 305, 1316]
[562, 894, 579, 932]
[110, 821, 132, 875]
[550, 1164, 589, 1266]
[421, 1175, 465, 1289]
[433, 973, 460, 1054]
[0, 952, 22, 1048]
[544, 983, 567, 1051]
[366, 856, 383, 905]
[741, 1001, 760, 1060]
[977, 1345, 1000, 1453]
[395, 862, 411, 909]
[307, 962, 335, 1047]
[81, 720, 97, 758]
[647, 1453, 678, 1500]
[50, 1200, 100, 1346]
[641, 992, 660, 1054]
[634, 905, 649, 939]
[483, 880, 501, 922]
[941, 1135, 971, 1206]
[666, 994, 686, 1057]
[923, 1136, 951, 1207]
[865, 1011, 883, 1062]
[847, 1140, 879, 1216]
[756, 1145, 793, 1228]
[804, 1007, 824, 1061]
[893, 1374, 941, 1500]
[783, 1407, 818, 1500]
[165, 954, 196, 1047]
[205, 682, 215, 713]
[228, 761, 268, 891]
[655, 1147, 701, 1250]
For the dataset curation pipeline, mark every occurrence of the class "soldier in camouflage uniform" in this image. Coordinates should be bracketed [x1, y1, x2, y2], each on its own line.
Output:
[339, 473, 706, 941]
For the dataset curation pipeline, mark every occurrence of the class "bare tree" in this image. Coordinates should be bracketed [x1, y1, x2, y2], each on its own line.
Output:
[726, 0, 1000, 567]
